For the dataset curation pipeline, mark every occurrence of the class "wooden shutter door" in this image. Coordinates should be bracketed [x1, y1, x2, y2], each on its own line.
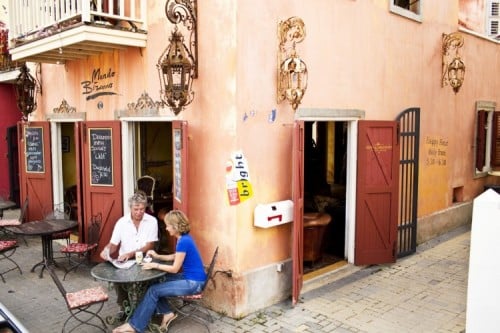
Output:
[355, 120, 399, 265]
[81, 121, 123, 261]
[18, 121, 53, 221]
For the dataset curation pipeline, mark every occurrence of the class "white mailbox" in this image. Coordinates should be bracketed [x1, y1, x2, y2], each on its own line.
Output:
[254, 200, 294, 228]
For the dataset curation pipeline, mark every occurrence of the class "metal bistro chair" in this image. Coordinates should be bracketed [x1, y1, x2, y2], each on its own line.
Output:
[167, 246, 219, 329]
[0, 239, 22, 283]
[0, 197, 28, 245]
[45, 202, 73, 247]
[47, 265, 109, 333]
[137, 175, 156, 213]
[60, 213, 102, 280]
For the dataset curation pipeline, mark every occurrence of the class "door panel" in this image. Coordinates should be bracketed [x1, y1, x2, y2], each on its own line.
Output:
[172, 121, 188, 215]
[74, 122, 83, 240]
[18, 121, 53, 221]
[81, 121, 123, 260]
[355, 120, 399, 265]
[292, 121, 304, 305]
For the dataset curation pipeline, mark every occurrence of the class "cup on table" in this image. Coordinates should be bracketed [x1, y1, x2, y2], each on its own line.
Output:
[135, 251, 143, 264]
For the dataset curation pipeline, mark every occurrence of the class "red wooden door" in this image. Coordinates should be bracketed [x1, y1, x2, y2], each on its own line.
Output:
[18, 121, 53, 221]
[81, 121, 123, 260]
[172, 121, 188, 215]
[355, 120, 399, 265]
[292, 121, 304, 305]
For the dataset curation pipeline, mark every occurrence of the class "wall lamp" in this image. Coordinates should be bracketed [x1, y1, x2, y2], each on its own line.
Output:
[157, 0, 197, 115]
[15, 64, 37, 119]
[442, 32, 465, 94]
[277, 17, 308, 111]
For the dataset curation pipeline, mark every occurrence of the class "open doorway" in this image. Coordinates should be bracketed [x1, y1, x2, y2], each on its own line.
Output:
[131, 121, 174, 253]
[303, 120, 347, 275]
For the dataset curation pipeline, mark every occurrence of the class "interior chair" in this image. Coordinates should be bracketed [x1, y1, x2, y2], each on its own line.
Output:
[0, 239, 22, 283]
[64, 185, 78, 221]
[45, 202, 73, 247]
[136, 175, 156, 213]
[47, 265, 109, 333]
[167, 246, 219, 328]
[0, 197, 29, 245]
[60, 213, 101, 280]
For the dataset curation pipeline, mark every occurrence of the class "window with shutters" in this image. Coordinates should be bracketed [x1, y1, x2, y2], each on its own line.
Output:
[390, 0, 422, 22]
[475, 101, 499, 176]
[488, 1, 500, 38]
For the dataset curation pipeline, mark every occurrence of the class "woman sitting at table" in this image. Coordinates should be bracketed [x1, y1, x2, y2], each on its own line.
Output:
[112, 210, 207, 333]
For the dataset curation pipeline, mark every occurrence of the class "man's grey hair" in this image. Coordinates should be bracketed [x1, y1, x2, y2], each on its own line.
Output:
[129, 191, 148, 207]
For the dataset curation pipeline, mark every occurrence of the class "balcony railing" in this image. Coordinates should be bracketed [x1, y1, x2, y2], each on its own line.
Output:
[0, 54, 21, 73]
[8, 0, 147, 46]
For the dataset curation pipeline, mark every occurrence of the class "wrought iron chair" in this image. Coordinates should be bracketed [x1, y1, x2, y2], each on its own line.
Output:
[136, 175, 156, 212]
[0, 197, 28, 245]
[60, 213, 101, 280]
[0, 239, 22, 283]
[167, 246, 219, 328]
[47, 265, 109, 333]
[45, 202, 73, 247]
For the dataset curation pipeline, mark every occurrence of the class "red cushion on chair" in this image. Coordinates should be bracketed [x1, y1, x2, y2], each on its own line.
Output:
[66, 286, 109, 309]
[0, 240, 17, 251]
[0, 219, 21, 226]
[61, 243, 98, 253]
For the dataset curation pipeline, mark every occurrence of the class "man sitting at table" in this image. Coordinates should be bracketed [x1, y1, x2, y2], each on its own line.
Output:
[100, 191, 158, 319]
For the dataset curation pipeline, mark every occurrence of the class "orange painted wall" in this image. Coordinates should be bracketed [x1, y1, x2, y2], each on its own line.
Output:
[26, 0, 499, 313]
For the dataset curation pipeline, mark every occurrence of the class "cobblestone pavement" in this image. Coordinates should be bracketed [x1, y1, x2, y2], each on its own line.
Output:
[0, 208, 469, 332]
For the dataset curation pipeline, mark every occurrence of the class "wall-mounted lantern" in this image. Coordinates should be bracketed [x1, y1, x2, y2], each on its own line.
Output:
[277, 17, 308, 111]
[15, 64, 37, 119]
[157, 0, 197, 115]
[442, 32, 465, 94]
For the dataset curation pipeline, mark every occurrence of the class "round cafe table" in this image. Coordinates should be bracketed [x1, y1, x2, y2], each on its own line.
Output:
[91, 261, 167, 324]
[7, 218, 78, 278]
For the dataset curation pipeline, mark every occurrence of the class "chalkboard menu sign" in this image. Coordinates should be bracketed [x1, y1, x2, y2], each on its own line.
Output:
[89, 128, 113, 186]
[25, 127, 45, 173]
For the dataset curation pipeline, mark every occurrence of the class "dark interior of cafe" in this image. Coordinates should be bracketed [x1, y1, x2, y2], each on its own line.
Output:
[303, 121, 347, 275]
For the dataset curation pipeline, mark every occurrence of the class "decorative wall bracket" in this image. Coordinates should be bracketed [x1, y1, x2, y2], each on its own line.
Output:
[277, 17, 308, 111]
[165, 0, 198, 78]
[53, 99, 76, 113]
[442, 32, 465, 93]
[157, 0, 198, 115]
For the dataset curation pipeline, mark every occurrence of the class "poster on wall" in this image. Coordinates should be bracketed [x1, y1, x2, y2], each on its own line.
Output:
[174, 128, 182, 202]
[225, 151, 253, 205]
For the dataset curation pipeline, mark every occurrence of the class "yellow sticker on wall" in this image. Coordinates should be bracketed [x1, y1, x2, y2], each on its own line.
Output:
[236, 180, 253, 203]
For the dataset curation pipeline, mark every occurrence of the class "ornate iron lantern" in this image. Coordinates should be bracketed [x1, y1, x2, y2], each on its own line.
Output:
[158, 27, 195, 115]
[442, 32, 465, 94]
[157, 0, 197, 115]
[277, 17, 308, 111]
[15, 65, 37, 118]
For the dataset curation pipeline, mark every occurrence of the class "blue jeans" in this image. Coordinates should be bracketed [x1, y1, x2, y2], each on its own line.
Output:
[129, 274, 204, 333]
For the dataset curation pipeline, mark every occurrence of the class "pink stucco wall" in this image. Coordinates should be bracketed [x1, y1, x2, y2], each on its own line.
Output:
[26, 0, 499, 316]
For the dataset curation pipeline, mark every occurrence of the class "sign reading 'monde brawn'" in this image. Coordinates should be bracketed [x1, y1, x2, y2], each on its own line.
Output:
[81, 67, 118, 101]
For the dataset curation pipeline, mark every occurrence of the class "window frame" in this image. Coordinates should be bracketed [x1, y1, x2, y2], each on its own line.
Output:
[474, 101, 498, 177]
[487, 0, 500, 37]
[390, 0, 423, 23]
